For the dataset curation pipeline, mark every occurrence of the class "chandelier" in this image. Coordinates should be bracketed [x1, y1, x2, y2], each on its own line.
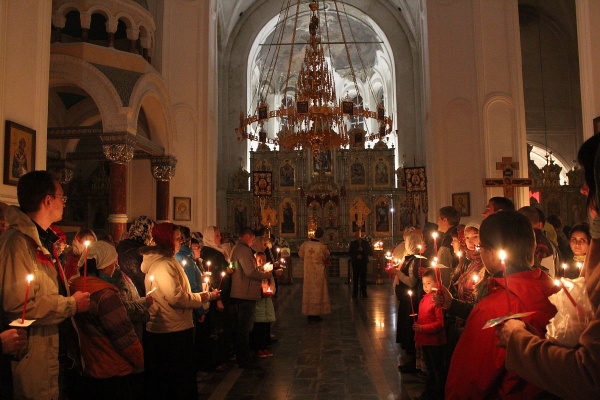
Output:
[235, 0, 394, 152]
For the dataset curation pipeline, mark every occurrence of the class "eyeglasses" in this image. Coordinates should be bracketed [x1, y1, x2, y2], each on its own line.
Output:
[51, 194, 68, 204]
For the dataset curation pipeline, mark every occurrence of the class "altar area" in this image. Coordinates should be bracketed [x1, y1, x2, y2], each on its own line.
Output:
[226, 140, 427, 254]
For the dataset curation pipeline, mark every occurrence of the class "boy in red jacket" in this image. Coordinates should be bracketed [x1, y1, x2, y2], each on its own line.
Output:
[445, 211, 558, 399]
[413, 269, 446, 400]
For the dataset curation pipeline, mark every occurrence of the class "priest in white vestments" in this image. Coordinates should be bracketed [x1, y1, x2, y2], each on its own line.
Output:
[298, 228, 331, 321]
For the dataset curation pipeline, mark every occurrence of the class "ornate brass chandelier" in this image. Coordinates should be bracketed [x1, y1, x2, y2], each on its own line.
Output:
[235, 0, 394, 152]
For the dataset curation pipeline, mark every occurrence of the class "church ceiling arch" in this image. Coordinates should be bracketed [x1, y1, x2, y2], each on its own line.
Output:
[50, 54, 125, 132]
[129, 72, 177, 153]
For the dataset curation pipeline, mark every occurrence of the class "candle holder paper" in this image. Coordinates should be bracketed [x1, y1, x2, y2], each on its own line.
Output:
[9, 319, 35, 328]
[481, 311, 535, 330]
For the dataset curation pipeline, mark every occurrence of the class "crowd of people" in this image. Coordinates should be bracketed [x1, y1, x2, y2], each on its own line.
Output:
[2, 137, 600, 399]
[0, 170, 290, 399]
[391, 135, 600, 399]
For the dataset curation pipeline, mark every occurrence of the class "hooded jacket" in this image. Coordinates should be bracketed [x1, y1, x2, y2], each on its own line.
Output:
[446, 267, 558, 399]
[0, 206, 77, 399]
[70, 276, 143, 378]
[140, 246, 203, 333]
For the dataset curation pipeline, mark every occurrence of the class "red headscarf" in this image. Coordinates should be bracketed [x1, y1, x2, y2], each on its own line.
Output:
[152, 222, 175, 254]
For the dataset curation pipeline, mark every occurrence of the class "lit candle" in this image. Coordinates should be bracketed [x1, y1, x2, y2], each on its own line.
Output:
[472, 273, 480, 284]
[408, 289, 416, 322]
[276, 248, 280, 255]
[432, 232, 438, 254]
[457, 251, 462, 260]
[218, 271, 226, 290]
[562, 263, 567, 278]
[499, 250, 511, 311]
[149, 275, 155, 286]
[577, 262, 582, 270]
[203, 276, 210, 292]
[206, 261, 211, 272]
[418, 244, 423, 269]
[21, 274, 34, 324]
[83, 240, 90, 292]
[431, 259, 441, 289]
[554, 279, 578, 309]
[182, 260, 187, 267]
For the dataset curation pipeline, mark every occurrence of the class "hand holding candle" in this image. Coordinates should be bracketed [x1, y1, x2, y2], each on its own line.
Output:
[21, 274, 34, 324]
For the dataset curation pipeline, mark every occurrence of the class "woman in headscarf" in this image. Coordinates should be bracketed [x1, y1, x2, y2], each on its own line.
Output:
[116, 216, 154, 296]
[201, 226, 233, 371]
[70, 241, 144, 399]
[141, 222, 218, 400]
[564, 223, 590, 279]
[395, 232, 428, 373]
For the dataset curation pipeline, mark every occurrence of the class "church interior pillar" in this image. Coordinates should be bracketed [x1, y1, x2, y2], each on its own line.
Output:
[102, 141, 134, 242]
[151, 156, 177, 222]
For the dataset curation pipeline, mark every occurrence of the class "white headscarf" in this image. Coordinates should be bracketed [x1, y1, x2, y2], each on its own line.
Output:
[202, 226, 224, 254]
[404, 233, 423, 256]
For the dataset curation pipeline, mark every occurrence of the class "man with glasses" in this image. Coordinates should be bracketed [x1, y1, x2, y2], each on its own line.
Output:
[0, 170, 90, 399]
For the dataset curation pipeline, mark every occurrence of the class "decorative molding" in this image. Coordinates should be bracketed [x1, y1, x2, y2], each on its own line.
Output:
[151, 156, 177, 181]
[103, 143, 135, 163]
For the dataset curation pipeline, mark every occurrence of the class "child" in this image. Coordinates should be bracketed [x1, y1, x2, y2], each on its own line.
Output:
[413, 269, 446, 400]
[251, 252, 276, 358]
[445, 210, 558, 399]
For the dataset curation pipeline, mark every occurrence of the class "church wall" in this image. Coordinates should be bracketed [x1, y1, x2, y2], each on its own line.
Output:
[425, 0, 528, 220]
[159, 0, 218, 231]
[576, 0, 600, 139]
[0, 1, 52, 203]
[128, 159, 154, 221]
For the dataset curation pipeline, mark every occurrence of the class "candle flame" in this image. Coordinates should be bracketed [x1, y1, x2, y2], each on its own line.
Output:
[457, 251, 462, 258]
[276, 248, 280, 253]
[408, 290, 413, 296]
[206, 261, 211, 266]
[149, 275, 155, 282]
[563, 263, 567, 270]
[182, 260, 187, 266]
[84, 240, 90, 247]
[554, 279, 561, 287]
[432, 232, 438, 239]
[221, 271, 226, 278]
[499, 250, 506, 262]
[577, 262, 582, 269]
[27, 274, 34, 283]
[431, 260, 437, 267]
[418, 244, 422, 250]
[473, 274, 479, 283]
[204, 277, 209, 283]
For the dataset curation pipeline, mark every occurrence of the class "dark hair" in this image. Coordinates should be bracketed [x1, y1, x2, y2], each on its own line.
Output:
[315, 227, 325, 239]
[489, 197, 515, 212]
[75, 228, 97, 242]
[240, 227, 255, 237]
[480, 210, 535, 267]
[546, 214, 563, 230]
[439, 206, 461, 226]
[190, 237, 200, 246]
[179, 225, 191, 246]
[536, 208, 546, 224]
[578, 135, 600, 210]
[569, 223, 591, 243]
[518, 206, 540, 225]
[18, 170, 59, 213]
[422, 268, 436, 280]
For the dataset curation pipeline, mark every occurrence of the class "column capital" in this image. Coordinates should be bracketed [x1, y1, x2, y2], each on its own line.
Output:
[151, 156, 177, 181]
[47, 159, 76, 184]
[101, 133, 136, 164]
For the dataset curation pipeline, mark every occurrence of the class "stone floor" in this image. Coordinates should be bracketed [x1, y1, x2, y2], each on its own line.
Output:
[197, 279, 425, 399]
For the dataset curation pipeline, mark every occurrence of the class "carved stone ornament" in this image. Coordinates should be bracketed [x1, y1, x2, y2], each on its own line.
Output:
[151, 156, 177, 181]
[102, 143, 135, 163]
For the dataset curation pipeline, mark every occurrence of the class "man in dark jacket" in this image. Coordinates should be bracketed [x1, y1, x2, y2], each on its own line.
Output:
[349, 230, 373, 298]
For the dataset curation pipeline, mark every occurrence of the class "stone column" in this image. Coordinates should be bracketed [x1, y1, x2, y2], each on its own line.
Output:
[151, 156, 177, 222]
[80, 12, 91, 43]
[126, 27, 140, 54]
[51, 14, 66, 43]
[102, 137, 135, 242]
[106, 18, 119, 48]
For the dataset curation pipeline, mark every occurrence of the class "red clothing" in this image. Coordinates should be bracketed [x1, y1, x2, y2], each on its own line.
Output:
[446, 267, 558, 399]
[63, 250, 81, 281]
[415, 292, 446, 346]
[71, 276, 143, 378]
